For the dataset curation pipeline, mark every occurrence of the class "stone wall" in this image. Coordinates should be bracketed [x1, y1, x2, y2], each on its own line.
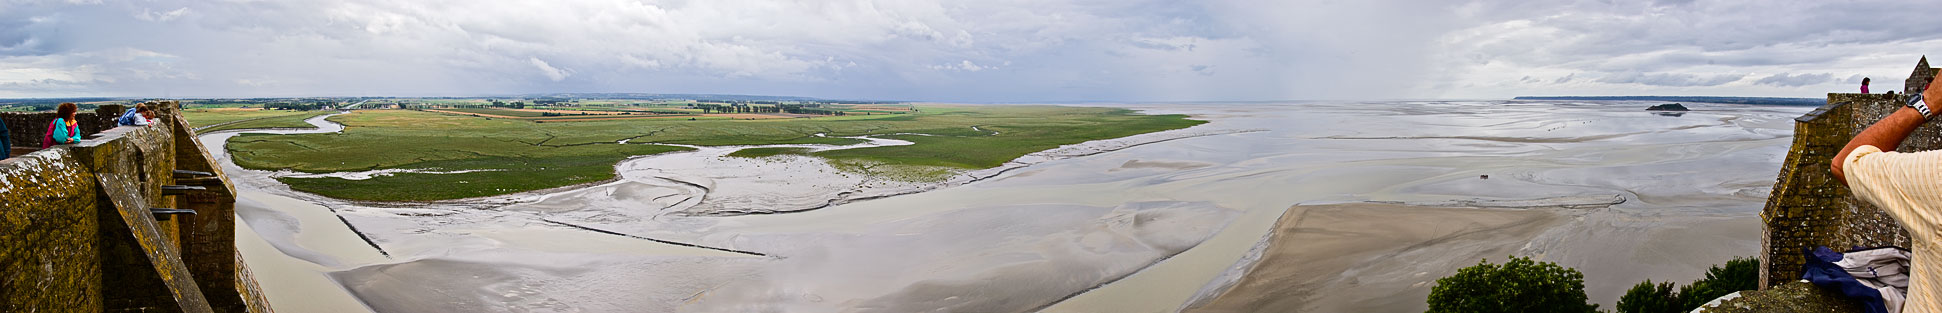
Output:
[3, 104, 124, 152]
[0, 101, 269, 313]
[1909, 57, 1935, 95]
[0, 149, 103, 310]
[1761, 93, 1922, 288]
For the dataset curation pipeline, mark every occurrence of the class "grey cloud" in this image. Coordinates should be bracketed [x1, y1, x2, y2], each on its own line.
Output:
[6, 0, 1942, 100]
[1427, 0, 1942, 97]
[1597, 72, 1746, 87]
[1754, 72, 1836, 87]
[1191, 65, 1214, 76]
[2, 0, 1296, 100]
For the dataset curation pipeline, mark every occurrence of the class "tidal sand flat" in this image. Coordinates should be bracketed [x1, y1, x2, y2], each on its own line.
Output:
[208, 100, 1807, 312]
[1182, 203, 1566, 313]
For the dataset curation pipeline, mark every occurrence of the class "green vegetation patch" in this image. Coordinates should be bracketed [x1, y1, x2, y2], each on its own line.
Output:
[229, 105, 1202, 201]
[197, 111, 333, 132]
[184, 109, 328, 129]
[276, 154, 681, 201]
[435, 107, 548, 117]
[812, 107, 1205, 169]
[1615, 256, 1758, 313]
[1428, 256, 1600, 313]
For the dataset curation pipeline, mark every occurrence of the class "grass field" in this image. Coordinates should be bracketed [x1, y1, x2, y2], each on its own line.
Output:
[433, 107, 551, 117]
[201, 111, 334, 132]
[227, 105, 1205, 201]
[424, 107, 701, 121]
[183, 109, 334, 132]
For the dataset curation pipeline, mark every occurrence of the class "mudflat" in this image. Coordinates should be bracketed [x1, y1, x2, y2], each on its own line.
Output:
[1185, 203, 1564, 313]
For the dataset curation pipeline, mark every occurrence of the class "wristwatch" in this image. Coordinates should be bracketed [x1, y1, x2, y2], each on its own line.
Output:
[1910, 93, 1934, 118]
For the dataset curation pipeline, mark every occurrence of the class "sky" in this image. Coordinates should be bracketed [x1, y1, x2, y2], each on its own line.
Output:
[3, 0, 1942, 102]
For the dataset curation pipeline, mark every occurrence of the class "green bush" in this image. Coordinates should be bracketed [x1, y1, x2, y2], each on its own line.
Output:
[1681, 256, 1760, 309]
[1614, 256, 1760, 313]
[1427, 256, 1600, 313]
[1617, 280, 1682, 313]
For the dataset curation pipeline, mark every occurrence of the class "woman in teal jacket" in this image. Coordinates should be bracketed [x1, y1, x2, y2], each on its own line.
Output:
[43, 102, 81, 148]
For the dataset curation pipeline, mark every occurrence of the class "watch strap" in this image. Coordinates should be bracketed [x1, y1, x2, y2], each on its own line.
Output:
[1910, 93, 1934, 118]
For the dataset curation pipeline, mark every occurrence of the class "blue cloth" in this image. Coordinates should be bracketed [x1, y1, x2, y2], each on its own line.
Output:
[0, 118, 10, 159]
[1804, 246, 1889, 313]
[117, 107, 142, 126]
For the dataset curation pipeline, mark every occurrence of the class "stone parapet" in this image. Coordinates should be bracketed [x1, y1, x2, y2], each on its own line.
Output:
[0, 101, 268, 313]
[1762, 93, 1918, 288]
[3, 104, 124, 153]
[1697, 281, 1865, 313]
[0, 148, 103, 311]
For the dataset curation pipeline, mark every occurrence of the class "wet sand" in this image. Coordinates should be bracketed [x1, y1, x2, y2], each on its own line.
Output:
[235, 209, 374, 313]
[1182, 203, 1565, 313]
[214, 101, 1809, 312]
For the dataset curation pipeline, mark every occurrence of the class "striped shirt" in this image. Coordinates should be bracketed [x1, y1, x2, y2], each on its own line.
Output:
[1843, 144, 1941, 312]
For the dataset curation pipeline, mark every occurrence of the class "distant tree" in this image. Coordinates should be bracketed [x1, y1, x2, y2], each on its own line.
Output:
[1426, 256, 1599, 313]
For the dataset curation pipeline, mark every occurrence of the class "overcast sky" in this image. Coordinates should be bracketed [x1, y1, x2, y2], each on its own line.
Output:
[3, 0, 1940, 102]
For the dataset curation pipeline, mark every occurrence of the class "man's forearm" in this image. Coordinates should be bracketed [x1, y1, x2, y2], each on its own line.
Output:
[1833, 107, 1929, 183]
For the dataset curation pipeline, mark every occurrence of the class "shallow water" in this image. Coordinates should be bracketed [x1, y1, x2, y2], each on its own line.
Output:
[221, 101, 1811, 312]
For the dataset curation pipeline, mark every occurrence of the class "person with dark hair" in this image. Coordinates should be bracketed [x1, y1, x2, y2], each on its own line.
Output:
[43, 102, 81, 148]
[1865, 77, 1874, 94]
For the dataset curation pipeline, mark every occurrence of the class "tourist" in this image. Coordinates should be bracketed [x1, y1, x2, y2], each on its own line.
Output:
[1864, 77, 1873, 94]
[117, 103, 153, 126]
[43, 102, 82, 148]
[1832, 76, 1942, 312]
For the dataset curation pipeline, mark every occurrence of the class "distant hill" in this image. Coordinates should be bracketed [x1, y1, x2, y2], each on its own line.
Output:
[1513, 96, 1824, 106]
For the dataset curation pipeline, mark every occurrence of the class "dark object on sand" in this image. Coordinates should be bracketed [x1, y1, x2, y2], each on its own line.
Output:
[1480, 175, 1488, 179]
[1647, 103, 1690, 111]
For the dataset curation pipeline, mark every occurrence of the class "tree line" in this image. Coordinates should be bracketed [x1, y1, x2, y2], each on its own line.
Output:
[691, 103, 847, 116]
[264, 101, 333, 111]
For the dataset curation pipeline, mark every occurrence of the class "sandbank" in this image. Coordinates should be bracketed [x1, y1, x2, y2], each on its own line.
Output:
[1183, 203, 1564, 313]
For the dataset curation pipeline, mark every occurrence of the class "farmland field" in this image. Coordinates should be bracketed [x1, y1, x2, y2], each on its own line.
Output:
[431, 107, 551, 117]
[226, 105, 1204, 201]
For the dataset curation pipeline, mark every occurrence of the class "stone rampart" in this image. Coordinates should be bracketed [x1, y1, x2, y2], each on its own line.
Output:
[1760, 93, 1915, 288]
[0, 101, 269, 312]
[4, 104, 124, 155]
